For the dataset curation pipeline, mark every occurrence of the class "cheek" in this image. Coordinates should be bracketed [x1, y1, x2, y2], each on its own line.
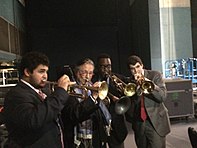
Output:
[81, 75, 86, 79]
[35, 76, 42, 84]
[137, 68, 142, 73]
[78, 75, 86, 82]
[130, 69, 136, 74]
[89, 75, 93, 80]
[100, 69, 105, 73]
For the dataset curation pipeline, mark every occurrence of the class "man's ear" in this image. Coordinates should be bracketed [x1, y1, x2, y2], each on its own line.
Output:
[141, 64, 144, 69]
[24, 68, 31, 77]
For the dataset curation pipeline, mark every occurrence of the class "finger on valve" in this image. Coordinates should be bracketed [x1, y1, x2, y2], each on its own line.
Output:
[58, 75, 76, 91]
[92, 81, 101, 88]
[91, 81, 100, 100]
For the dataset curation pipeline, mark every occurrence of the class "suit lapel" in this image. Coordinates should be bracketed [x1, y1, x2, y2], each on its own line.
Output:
[18, 81, 44, 102]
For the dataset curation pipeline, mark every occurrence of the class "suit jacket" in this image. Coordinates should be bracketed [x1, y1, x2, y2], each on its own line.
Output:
[4, 81, 69, 148]
[61, 95, 99, 148]
[92, 73, 128, 145]
[126, 69, 171, 137]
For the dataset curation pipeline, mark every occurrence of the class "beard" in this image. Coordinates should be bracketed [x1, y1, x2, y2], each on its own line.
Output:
[29, 78, 45, 89]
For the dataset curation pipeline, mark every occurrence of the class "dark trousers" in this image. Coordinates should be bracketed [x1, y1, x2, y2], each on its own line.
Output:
[133, 120, 166, 148]
[108, 142, 124, 148]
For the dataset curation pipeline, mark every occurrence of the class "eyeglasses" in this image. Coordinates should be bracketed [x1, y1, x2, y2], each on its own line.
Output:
[99, 64, 111, 69]
[79, 70, 94, 76]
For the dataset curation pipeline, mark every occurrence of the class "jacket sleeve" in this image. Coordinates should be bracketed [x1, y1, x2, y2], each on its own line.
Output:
[145, 71, 167, 103]
[61, 96, 99, 125]
[4, 86, 69, 130]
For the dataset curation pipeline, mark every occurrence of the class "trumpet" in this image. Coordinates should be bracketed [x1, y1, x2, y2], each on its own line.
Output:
[135, 74, 155, 95]
[109, 74, 137, 97]
[44, 80, 108, 100]
[114, 96, 131, 115]
[105, 74, 135, 115]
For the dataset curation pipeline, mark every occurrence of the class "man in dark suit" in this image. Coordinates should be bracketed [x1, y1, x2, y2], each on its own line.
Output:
[61, 95, 100, 148]
[125, 55, 171, 148]
[3, 51, 75, 148]
[62, 58, 110, 148]
[93, 53, 128, 148]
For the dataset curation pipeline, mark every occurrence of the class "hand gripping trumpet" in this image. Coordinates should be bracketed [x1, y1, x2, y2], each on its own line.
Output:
[136, 74, 155, 95]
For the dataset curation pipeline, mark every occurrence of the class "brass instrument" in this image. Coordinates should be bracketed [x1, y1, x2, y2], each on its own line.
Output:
[136, 75, 155, 95]
[104, 73, 154, 115]
[106, 74, 135, 114]
[44, 80, 108, 100]
[109, 74, 154, 114]
[141, 81, 154, 94]
[110, 74, 136, 97]
[114, 96, 131, 115]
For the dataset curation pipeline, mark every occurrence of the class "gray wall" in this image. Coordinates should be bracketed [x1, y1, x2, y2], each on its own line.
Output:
[0, 0, 25, 61]
[148, 0, 193, 76]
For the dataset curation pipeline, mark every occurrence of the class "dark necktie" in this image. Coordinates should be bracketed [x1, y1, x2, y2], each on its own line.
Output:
[38, 90, 46, 101]
[140, 95, 147, 121]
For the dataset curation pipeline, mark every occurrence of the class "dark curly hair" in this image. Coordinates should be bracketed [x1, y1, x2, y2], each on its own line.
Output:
[127, 55, 143, 68]
[19, 51, 49, 76]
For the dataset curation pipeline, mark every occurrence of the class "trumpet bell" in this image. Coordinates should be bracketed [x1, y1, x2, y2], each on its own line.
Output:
[124, 83, 136, 97]
[141, 81, 154, 94]
[98, 81, 109, 100]
[115, 96, 131, 115]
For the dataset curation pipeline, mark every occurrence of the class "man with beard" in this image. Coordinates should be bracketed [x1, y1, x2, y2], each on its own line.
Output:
[3, 51, 75, 148]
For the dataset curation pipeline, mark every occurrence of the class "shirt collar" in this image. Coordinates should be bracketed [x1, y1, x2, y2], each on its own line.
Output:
[20, 79, 40, 94]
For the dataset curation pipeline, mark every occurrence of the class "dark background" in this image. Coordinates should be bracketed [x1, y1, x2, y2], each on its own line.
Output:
[25, 0, 151, 80]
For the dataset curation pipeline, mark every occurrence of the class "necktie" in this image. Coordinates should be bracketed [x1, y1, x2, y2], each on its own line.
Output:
[140, 95, 147, 121]
[38, 90, 46, 101]
[99, 101, 112, 125]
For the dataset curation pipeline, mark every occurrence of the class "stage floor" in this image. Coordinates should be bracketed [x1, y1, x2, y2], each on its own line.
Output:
[123, 117, 197, 148]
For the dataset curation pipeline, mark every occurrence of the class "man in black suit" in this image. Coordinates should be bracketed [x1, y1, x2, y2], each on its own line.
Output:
[125, 55, 171, 148]
[3, 51, 75, 148]
[93, 53, 128, 148]
[62, 58, 110, 148]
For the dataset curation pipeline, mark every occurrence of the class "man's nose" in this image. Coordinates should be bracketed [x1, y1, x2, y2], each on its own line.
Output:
[85, 73, 91, 79]
[43, 72, 48, 78]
